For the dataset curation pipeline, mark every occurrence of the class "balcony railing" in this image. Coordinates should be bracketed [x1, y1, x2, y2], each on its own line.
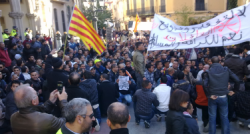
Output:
[127, 7, 154, 16]
[159, 5, 166, 13]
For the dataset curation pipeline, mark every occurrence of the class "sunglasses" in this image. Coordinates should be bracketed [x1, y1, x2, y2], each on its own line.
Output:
[82, 113, 95, 119]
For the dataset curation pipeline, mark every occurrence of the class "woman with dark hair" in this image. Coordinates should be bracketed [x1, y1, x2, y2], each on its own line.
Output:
[166, 89, 190, 134]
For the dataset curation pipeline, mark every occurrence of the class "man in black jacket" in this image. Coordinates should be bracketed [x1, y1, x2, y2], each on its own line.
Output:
[224, 48, 249, 91]
[98, 74, 119, 116]
[5, 80, 20, 127]
[66, 72, 89, 101]
[203, 56, 240, 134]
[45, 49, 69, 117]
[133, 80, 159, 128]
[107, 102, 130, 134]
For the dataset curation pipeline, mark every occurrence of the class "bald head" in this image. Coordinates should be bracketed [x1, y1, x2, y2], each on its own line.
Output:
[107, 102, 129, 127]
[14, 85, 37, 108]
[69, 72, 80, 85]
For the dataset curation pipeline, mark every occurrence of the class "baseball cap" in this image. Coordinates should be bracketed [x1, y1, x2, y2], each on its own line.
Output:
[94, 59, 101, 64]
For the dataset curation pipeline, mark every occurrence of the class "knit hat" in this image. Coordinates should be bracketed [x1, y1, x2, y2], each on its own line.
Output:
[52, 58, 63, 69]
[15, 54, 21, 60]
[94, 59, 101, 64]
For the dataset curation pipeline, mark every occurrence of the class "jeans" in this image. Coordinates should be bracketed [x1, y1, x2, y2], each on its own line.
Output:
[93, 107, 102, 124]
[237, 117, 250, 125]
[135, 111, 155, 123]
[135, 71, 143, 89]
[154, 107, 168, 116]
[208, 97, 230, 134]
[118, 93, 132, 104]
[196, 104, 209, 127]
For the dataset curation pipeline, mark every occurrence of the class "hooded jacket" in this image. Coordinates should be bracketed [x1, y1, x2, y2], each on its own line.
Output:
[202, 63, 240, 97]
[172, 80, 197, 102]
[79, 79, 98, 106]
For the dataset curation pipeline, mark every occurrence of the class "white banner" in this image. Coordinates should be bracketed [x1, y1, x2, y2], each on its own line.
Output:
[148, 3, 250, 51]
[118, 76, 129, 91]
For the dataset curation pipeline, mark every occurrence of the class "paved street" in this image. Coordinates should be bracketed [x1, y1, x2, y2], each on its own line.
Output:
[94, 103, 249, 134]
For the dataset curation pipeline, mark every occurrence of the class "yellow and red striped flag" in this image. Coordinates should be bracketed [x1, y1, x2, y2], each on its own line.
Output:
[133, 14, 140, 33]
[68, 5, 106, 54]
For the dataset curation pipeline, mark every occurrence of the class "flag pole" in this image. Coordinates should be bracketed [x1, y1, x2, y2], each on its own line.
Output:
[63, 3, 76, 59]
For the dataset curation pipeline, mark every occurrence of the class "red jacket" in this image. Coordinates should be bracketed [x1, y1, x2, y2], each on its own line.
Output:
[22, 39, 32, 46]
[0, 48, 11, 67]
[195, 84, 208, 106]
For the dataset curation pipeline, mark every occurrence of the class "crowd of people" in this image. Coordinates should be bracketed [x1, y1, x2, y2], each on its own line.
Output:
[1, 27, 250, 134]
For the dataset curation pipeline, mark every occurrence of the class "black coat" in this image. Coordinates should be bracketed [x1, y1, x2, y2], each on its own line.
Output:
[45, 54, 69, 117]
[23, 47, 35, 61]
[166, 109, 189, 134]
[97, 81, 119, 116]
[5, 91, 18, 120]
[224, 55, 249, 81]
[110, 128, 129, 134]
[66, 85, 90, 102]
[25, 61, 36, 71]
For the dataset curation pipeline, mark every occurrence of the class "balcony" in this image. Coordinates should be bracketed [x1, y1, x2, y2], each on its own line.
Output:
[138, 7, 155, 16]
[159, 5, 166, 13]
[50, 0, 67, 4]
[127, 7, 154, 16]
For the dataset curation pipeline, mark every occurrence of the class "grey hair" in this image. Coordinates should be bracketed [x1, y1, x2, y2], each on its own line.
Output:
[14, 84, 37, 108]
[63, 98, 91, 123]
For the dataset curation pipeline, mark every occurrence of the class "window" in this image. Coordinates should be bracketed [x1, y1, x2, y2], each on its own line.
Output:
[160, 0, 165, 12]
[195, 0, 205, 11]
[61, 11, 66, 32]
[67, 6, 71, 23]
[54, 8, 59, 31]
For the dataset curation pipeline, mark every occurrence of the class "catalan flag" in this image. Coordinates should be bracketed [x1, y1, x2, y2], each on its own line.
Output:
[68, 5, 106, 54]
[133, 14, 140, 33]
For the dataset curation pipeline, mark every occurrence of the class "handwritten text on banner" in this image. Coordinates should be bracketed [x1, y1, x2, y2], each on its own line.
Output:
[148, 3, 250, 51]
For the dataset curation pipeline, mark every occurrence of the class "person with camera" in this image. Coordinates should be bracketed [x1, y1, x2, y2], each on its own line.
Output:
[11, 85, 68, 134]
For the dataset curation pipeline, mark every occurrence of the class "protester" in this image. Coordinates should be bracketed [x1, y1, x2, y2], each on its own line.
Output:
[133, 42, 145, 89]
[153, 75, 171, 122]
[66, 72, 89, 102]
[98, 74, 119, 116]
[230, 81, 250, 129]
[0, 42, 11, 67]
[11, 85, 67, 134]
[165, 89, 190, 134]
[224, 48, 249, 91]
[57, 98, 95, 134]
[45, 50, 69, 117]
[133, 80, 159, 128]
[202, 56, 240, 134]
[107, 102, 130, 134]
[109, 64, 119, 83]
[183, 103, 200, 134]
[79, 71, 101, 127]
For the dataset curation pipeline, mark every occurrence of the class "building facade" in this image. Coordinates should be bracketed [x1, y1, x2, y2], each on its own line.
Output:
[0, 0, 82, 42]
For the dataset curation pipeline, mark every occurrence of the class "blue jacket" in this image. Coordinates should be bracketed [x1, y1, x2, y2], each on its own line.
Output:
[183, 114, 200, 134]
[166, 74, 174, 87]
[94, 65, 105, 75]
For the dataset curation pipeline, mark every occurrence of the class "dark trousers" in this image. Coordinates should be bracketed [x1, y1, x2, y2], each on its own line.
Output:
[93, 107, 102, 124]
[196, 104, 209, 127]
[135, 72, 143, 89]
